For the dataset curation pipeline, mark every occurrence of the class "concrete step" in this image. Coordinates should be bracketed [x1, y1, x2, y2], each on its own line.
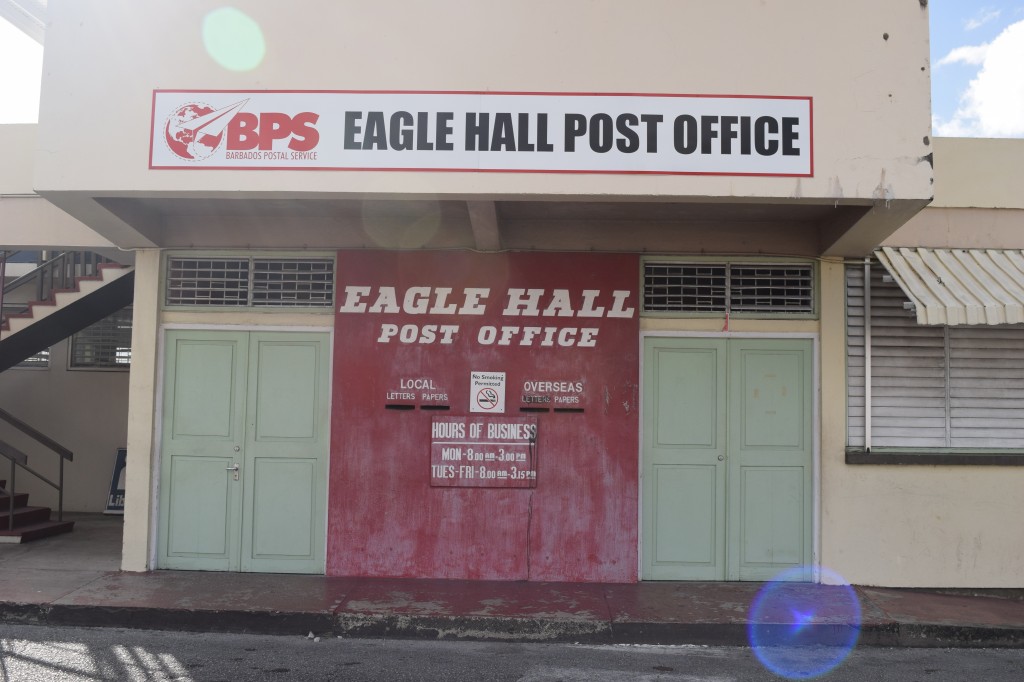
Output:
[0, 506, 55, 529]
[0, 492, 31, 508]
[0, 519, 75, 544]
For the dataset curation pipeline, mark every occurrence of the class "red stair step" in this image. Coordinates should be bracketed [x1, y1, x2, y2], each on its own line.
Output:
[0, 492, 30, 508]
[0, 519, 74, 543]
[0, 506, 54, 528]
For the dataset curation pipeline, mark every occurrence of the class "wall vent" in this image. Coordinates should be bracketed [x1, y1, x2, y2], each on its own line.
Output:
[70, 307, 133, 369]
[644, 262, 813, 314]
[166, 256, 334, 308]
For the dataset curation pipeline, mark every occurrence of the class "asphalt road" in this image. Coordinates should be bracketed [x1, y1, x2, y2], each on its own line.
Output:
[1, 624, 1022, 681]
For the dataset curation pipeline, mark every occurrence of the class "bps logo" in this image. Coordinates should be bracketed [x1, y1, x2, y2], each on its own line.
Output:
[163, 99, 320, 162]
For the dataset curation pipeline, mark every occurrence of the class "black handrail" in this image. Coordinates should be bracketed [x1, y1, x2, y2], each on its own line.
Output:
[1, 251, 111, 330]
[0, 408, 74, 529]
[0, 407, 73, 461]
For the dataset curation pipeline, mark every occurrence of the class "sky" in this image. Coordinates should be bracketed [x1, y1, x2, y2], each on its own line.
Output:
[930, 1, 1024, 136]
[1, 4, 1023, 137]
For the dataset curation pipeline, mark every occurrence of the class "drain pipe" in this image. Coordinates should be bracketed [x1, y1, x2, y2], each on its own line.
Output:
[863, 258, 872, 452]
[0, 251, 6, 329]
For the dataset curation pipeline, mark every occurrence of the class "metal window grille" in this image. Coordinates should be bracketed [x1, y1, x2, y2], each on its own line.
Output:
[70, 307, 133, 368]
[166, 257, 334, 308]
[729, 264, 814, 313]
[166, 258, 249, 306]
[644, 262, 813, 314]
[252, 259, 334, 307]
[644, 263, 727, 312]
[16, 349, 50, 368]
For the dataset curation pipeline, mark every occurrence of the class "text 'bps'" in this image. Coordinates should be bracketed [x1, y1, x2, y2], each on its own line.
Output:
[227, 112, 320, 152]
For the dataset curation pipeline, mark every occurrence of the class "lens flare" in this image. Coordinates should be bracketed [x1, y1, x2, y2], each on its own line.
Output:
[202, 7, 266, 72]
[361, 200, 442, 249]
[747, 567, 861, 680]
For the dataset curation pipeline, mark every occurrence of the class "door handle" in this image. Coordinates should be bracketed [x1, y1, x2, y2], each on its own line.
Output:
[226, 463, 240, 481]
[718, 455, 725, 461]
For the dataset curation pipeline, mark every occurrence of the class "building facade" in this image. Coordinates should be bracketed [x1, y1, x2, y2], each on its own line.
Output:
[2, 1, 1020, 587]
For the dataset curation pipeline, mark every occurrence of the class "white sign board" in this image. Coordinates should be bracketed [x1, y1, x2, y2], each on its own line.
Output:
[470, 371, 506, 413]
[150, 90, 813, 176]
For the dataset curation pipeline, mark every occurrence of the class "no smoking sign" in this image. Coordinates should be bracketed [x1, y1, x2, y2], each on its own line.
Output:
[470, 371, 506, 413]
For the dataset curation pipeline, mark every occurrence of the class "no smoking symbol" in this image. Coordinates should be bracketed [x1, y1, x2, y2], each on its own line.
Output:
[476, 388, 499, 410]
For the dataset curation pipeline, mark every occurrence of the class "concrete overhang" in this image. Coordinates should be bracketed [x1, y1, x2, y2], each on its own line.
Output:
[35, 191, 927, 258]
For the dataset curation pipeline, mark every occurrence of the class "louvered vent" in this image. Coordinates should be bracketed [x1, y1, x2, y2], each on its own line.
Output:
[166, 256, 334, 308]
[71, 307, 133, 368]
[252, 259, 334, 307]
[166, 258, 249, 306]
[644, 262, 813, 314]
[730, 265, 814, 313]
[16, 349, 49, 368]
[644, 263, 726, 312]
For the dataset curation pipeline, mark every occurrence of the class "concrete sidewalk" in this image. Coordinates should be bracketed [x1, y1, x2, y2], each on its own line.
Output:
[0, 515, 1021, 647]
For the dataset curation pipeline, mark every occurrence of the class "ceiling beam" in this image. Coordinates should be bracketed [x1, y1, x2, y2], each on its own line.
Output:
[466, 200, 502, 251]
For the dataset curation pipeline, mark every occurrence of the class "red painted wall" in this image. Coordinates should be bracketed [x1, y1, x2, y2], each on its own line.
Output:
[328, 251, 639, 582]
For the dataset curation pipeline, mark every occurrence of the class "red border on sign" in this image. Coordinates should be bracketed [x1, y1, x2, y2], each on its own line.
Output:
[150, 89, 815, 177]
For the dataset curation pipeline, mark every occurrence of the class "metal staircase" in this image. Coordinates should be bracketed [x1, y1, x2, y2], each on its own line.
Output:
[0, 251, 134, 542]
[0, 407, 75, 543]
[0, 250, 135, 372]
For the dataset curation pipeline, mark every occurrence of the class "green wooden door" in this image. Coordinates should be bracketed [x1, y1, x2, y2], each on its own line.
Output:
[159, 330, 329, 573]
[240, 333, 329, 573]
[642, 339, 728, 579]
[727, 339, 813, 581]
[642, 337, 813, 581]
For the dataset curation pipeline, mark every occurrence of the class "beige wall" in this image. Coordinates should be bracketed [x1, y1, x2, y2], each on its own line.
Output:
[0, 338, 129, 513]
[821, 467, 1024, 587]
[35, 0, 932, 204]
[885, 137, 1024, 251]
[883, 206, 1024, 249]
[0, 124, 115, 249]
[931, 138, 1024, 210]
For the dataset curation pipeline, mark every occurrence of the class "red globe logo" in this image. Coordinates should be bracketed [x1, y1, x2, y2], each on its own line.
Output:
[164, 102, 226, 161]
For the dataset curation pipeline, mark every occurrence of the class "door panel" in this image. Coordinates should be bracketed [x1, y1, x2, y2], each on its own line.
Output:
[249, 457, 316, 559]
[170, 342, 241, 439]
[655, 348, 722, 448]
[643, 337, 814, 582]
[159, 332, 247, 570]
[735, 350, 805, 449]
[738, 466, 804, 568]
[643, 339, 727, 580]
[653, 465, 718, 566]
[728, 340, 812, 581]
[251, 341, 320, 440]
[241, 333, 329, 573]
[165, 456, 234, 561]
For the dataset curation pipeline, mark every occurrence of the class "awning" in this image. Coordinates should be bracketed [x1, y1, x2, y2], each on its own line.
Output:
[875, 246, 1024, 325]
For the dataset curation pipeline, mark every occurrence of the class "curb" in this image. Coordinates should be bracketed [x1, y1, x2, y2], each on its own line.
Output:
[3, 602, 1024, 648]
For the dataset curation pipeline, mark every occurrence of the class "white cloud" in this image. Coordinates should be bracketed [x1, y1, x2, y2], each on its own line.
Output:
[935, 20, 1024, 137]
[965, 8, 1001, 31]
[936, 43, 990, 67]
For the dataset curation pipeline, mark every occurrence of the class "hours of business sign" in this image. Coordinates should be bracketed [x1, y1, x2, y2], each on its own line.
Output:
[430, 416, 538, 488]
